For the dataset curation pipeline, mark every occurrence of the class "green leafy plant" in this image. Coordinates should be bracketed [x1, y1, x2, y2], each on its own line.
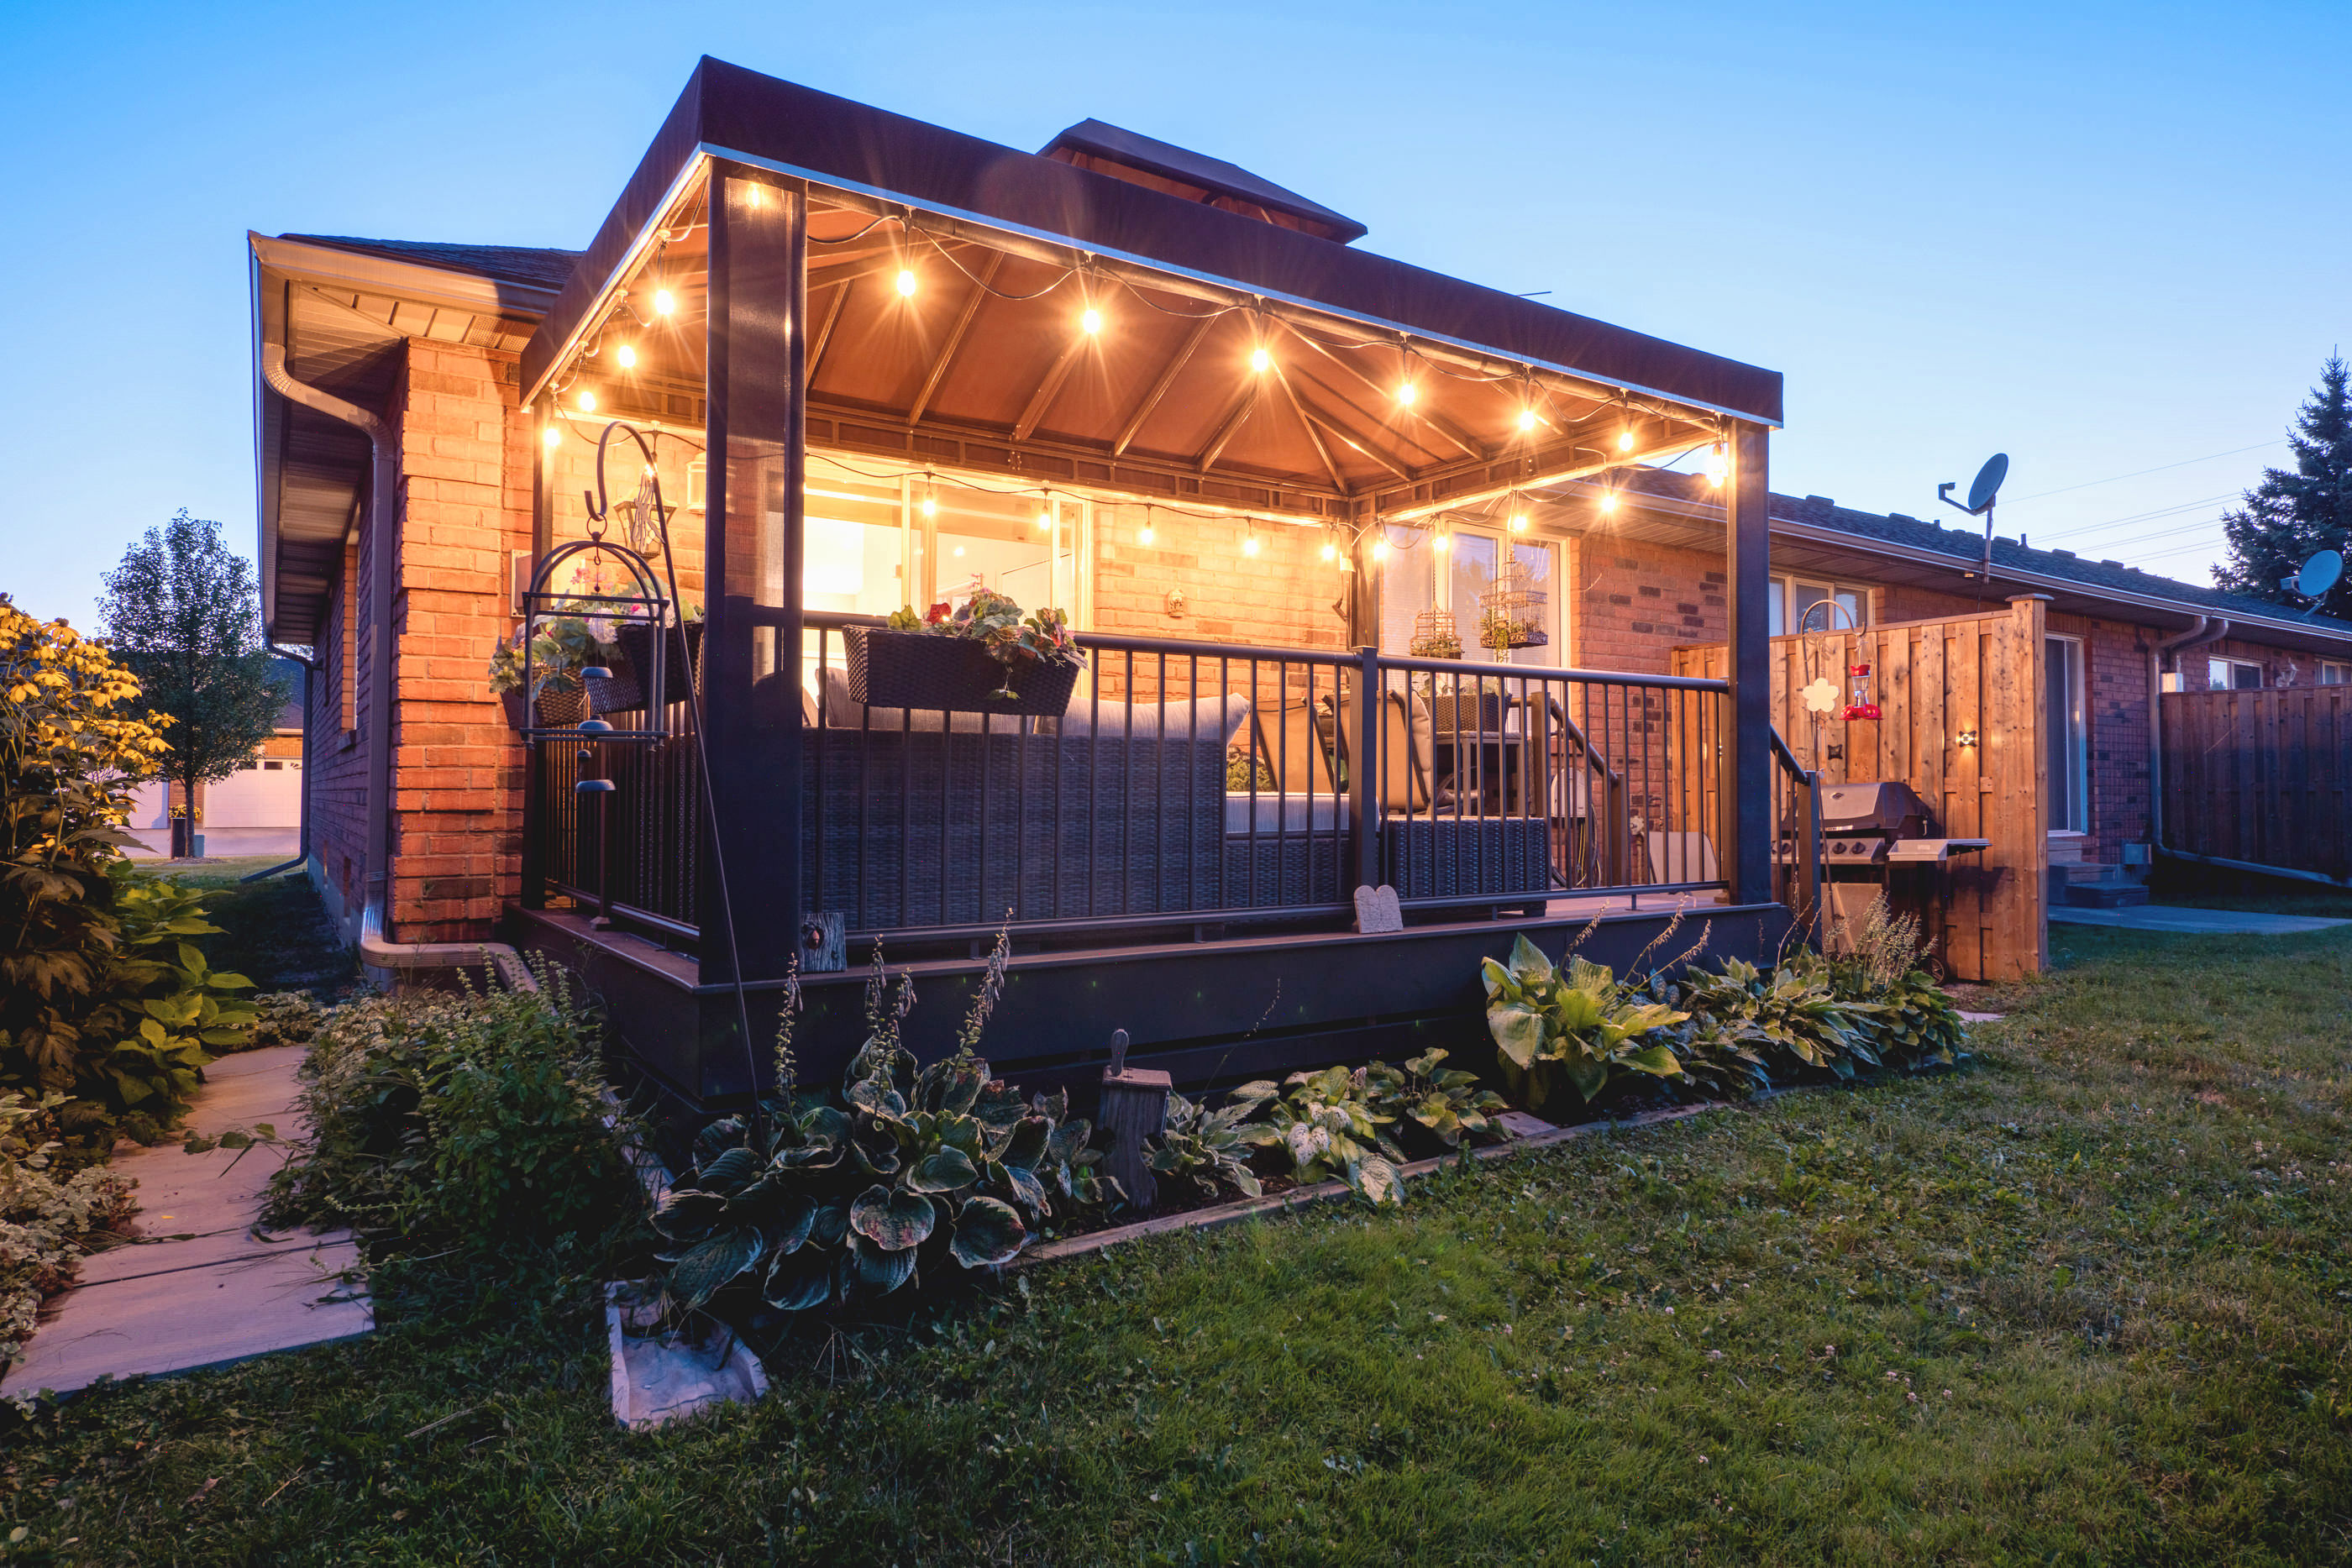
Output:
[1147, 1092, 1264, 1201]
[1231, 1066, 1405, 1208]
[1674, 952, 1872, 1078]
[97, 873, 257, 1125]
[265, 968, 634, 1268]
[1364, 1048, 1509, 1149]
[486, 615, 612, 700]
[884, 590, 1084, 700]
[1482, 936, 1688, 1115]
[0, 1089, 137, 1365]
[653, 941, 1117, 1314]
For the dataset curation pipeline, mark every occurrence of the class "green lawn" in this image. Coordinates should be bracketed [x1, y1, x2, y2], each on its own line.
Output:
[3, 911, 2347, 1564]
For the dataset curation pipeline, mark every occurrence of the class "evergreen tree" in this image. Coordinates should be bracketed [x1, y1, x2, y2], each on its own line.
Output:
[2214, 354, 2352, 618]
[97, 512, 286, 847]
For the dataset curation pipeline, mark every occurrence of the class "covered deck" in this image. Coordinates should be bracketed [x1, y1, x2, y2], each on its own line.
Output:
[507, 60, 1798, 1105]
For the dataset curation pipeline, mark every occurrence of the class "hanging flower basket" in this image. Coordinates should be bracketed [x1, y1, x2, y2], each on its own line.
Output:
[843, 627, 1079, 716]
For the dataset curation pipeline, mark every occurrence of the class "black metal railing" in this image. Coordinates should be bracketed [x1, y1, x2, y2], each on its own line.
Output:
[528, 611, 1735, 947]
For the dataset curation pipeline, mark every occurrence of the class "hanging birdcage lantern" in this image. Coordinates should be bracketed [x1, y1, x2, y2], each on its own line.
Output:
[1478, 557, 1548, 652]
[514, 422, 679, 746]
[1409, 607, 1462, 659]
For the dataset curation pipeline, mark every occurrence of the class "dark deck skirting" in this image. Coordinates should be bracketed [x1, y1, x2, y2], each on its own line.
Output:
[508, 899, 1793, 1114]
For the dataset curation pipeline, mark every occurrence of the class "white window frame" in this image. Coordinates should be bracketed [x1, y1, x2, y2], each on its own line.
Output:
[2317, 659, 2349, 686]
[2046, 633, 2090, 836]
[2208, 656, 2263, 691]
[1769, 574, 1870, 637]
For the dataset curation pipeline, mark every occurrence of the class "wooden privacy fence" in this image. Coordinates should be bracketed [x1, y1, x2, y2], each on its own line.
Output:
[1673, 595, 2047, 981]
[2160, 687, 2352, 880]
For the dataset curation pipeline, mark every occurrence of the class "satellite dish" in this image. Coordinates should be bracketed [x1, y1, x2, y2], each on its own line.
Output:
[1965, 453, 2009, 514]
[2297, 549, 2344, 599]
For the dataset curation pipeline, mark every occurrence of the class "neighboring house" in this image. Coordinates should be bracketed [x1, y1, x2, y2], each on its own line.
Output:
[124, 656, 307, 858]
[242, 58, 2347, 1105]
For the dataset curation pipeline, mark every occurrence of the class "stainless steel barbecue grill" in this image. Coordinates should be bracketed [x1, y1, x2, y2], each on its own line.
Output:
[1816, 780, 1987, 867]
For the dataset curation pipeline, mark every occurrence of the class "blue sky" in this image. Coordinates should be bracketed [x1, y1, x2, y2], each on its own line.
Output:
[4, 0, 2346, 628]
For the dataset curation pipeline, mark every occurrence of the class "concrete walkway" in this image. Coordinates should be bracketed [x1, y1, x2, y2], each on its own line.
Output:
[2050, 904, 2350, 936]
[2, 1045, 371, 1400]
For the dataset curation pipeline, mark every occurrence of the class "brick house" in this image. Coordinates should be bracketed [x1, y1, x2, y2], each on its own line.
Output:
[245, 59, 2350, 1096]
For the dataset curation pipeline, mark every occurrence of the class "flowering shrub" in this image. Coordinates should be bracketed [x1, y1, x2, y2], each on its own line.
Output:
[885, 590, 1084, 692]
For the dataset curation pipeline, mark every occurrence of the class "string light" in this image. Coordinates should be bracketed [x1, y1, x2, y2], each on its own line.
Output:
[542, 427, 561, 450]
[1397, 380, 1418, 406]
[1518, 408, 1538, 433]
[1372, 536, 1391, 564]
[616, 344, 637, 369]
[577, 390, 597, 412]
[1599, 490, 1620, 514]
[1035, 506, 1053, 532]
[1080, 307, 1103, 335]
[1509, 512, 1529, 533]
[1251, 346, 1272, 373]
[1618, 428, 1635, 452]
[1320, 540, 1337, 562]
[895, 268, 918, 298]
[653, 288, 676, 316]
[1432, 528, 1449, 553]
[1243, 524, 1260, 557]
[1139, 517, 1155, 546]
[1704, 443, 1728, 486]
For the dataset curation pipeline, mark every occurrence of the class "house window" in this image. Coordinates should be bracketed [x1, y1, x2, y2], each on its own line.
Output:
[2208, 657, 2263, 690]
[2318, 660, 2349, 686]
[1768, 575, 1867, 637]
[2046, 635, 2089, 834]
[1378, 525, 1562, 663]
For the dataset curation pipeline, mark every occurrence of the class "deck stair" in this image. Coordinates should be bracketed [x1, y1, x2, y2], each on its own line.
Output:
[2057, 863, 2150, 909]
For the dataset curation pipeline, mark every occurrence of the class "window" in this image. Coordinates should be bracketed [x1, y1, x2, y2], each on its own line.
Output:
[2046, 635, 2089, 834]
[1378, 524, 1562, 663]
[1768, 575, 1867, 637]
[2318, 661, 2349, 686]
[2208, 657, 2263, 691]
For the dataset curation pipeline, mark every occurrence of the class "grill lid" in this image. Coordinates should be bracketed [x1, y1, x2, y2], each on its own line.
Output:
[1818, 780, 1933, 836]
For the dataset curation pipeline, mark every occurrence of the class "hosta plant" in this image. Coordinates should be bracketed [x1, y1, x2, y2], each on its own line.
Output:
[1675, 953, 1872, 1078]
[1833, 962, 1965, 1070]
[654, 955, 1118, 1315]
[1482, 936, 1688, 1115]
[1146, 1092, 1263, 1201]
[1364, 1048, 1510, 1149]
[1231, 1065, 1405, 1208]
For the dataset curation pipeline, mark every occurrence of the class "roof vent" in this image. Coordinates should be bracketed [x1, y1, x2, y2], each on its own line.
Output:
[1041, 119, 1366, 244]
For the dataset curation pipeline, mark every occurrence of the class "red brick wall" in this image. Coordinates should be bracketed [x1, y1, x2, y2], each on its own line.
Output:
[307, 520, 369, 935]
[1089, 503, 1347, 702]
[1566, 535, 1725, 673]
[384, 342, 534, 943]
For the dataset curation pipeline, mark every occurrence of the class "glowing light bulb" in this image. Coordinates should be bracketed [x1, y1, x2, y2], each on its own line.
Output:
[895, 268, 917, 298]
[1599, 490, 1620, 514]
[1372, 538, 1391, 564]
[1397, 381, 1417, 406]
[1432, 531, 1449, 553]
[653, 288, 676, 316]
[953, 545, 966, 558]
[1510, 513, 1528, 533]
[1704, 443, 1728, 486]
[1618, 427, 1635, 452]
[921, 496, 937, 517]
[1139, 524, 1155, 546]
[1519, 407, 1537, 433]
[1080, 307, 1102, 335]
[542, 427, 561, 449]
[1243, 533, 1260, 557]
[1320, 542, 1337, 562]
[1251, 346, 1271, 373]
[1035, 508, 1052, 532]
[577, 390, 596, 412]
[616, 344, 637, 369]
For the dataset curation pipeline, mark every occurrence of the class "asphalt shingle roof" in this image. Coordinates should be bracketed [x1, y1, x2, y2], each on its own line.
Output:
[283, 235, 580, 292]
[1617, 467, 2352, 637]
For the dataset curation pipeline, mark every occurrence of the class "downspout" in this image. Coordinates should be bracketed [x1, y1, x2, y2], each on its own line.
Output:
[260, 342, 535, 993]
[239, 642, 318, 883]
[2146, 616, 2228, 854]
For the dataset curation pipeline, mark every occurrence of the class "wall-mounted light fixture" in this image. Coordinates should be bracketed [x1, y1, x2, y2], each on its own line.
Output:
[1955, 728, 1979, 748]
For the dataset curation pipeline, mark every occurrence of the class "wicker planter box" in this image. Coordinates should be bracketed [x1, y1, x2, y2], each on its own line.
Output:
[601, 621, 705, 715]
[843, 626, 1079, 717]
[503, 686, 592, 731]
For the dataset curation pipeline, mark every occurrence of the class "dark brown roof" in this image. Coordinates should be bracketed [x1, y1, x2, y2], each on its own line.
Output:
[523, 58, 1781, 425]
[283, 234, 580, 292]
[1039, 118, 1367, 243]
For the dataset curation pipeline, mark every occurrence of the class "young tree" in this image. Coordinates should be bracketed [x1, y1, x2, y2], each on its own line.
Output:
[2214, 354, 2352, 618]
[97, 512, 285, 851]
